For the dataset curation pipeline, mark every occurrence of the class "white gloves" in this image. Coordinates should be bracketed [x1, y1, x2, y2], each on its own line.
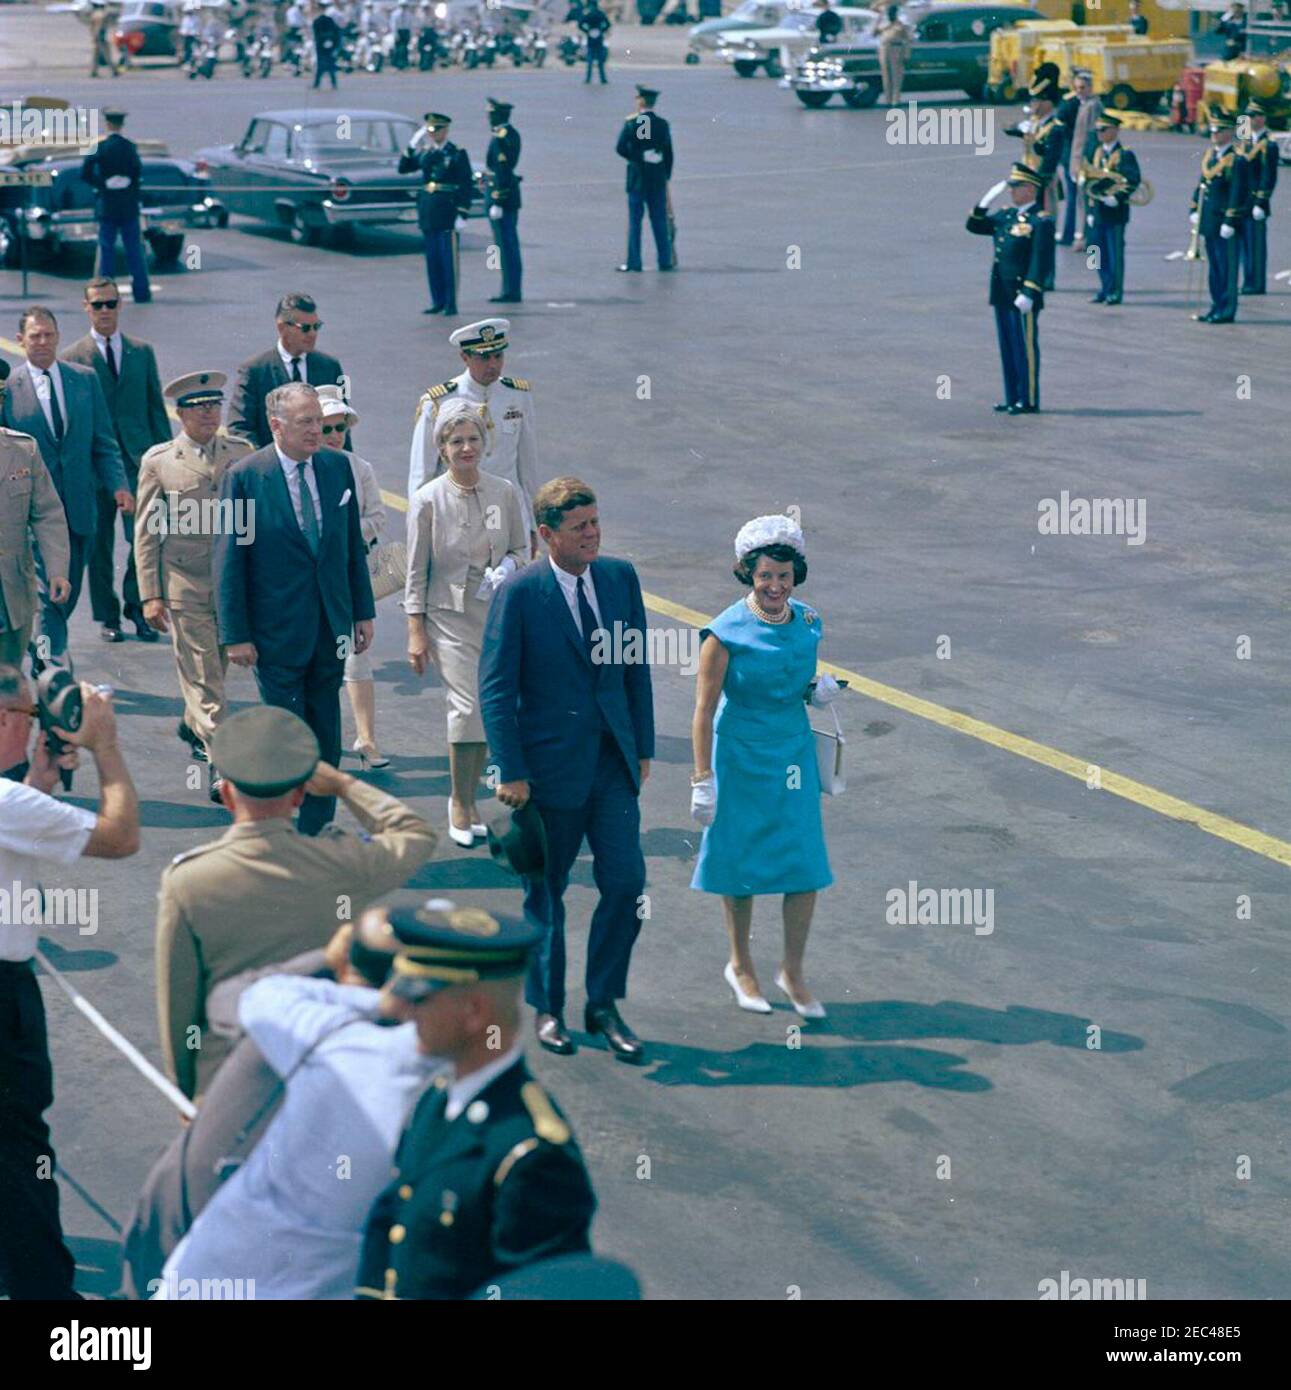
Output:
[488, 204, 504, 221]
[643, 149, 663, 164]
[690, 775, 716, 826]
[980, 179, 1008, 207]
[1014, 293, 1034, 314]
[1189, 212, 1200, 228]
[1100, 194, 1118, 207]
[809, 673, 843, 708]
[1253, 205, 1267, 222]
[1220, 222, 1235, 240]
[409, 125, 430, 150]
[1086, 214, 1095, 228]
[475, 555, 517, 600]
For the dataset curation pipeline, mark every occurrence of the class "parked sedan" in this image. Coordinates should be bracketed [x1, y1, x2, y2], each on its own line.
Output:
[197, 109, 487, 247]
[0, 139, 223, 268]
[688, 0, 813, 62]
[717, 6, 875, 79]
[790, 2, 1041, 107]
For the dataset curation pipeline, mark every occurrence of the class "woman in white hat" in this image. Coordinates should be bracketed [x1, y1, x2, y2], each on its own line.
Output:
[689, 515, 840, 1019]
[317, 387, 390, 770]
[405, 400, 528, 847]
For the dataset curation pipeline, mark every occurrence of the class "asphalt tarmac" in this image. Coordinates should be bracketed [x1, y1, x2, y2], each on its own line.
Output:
[4, 59, 1290, 1301]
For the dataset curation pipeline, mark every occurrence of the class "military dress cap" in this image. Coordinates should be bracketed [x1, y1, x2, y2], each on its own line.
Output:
[488, 98, 513, 123]
[487, 801, 548, 878]
[383, 897, 543, 1001]
[1007, 162, 1046, 189]
[1029, 62, 1061, 102]
[423, 112, 453, 129]
[208, 706, 320, 797]
[164, 370, 226, 408]
[1094, 110, 1122, 128]
[1243, 100, 1269, 117]
[636, 84, 660, 101]
[1210, 110, 1238, 130]
[449, 317, 510, 355]
[103, 108, 127, 123]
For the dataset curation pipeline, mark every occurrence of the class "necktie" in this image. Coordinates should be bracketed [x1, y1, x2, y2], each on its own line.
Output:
[290, 357, 302, 382]
[577, 575, 599, 661]
[296, 462, 319, 555]
[44, 370, 64, 442]
[105, 338, 118, 380]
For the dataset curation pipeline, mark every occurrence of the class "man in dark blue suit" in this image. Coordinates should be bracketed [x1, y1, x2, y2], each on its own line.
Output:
[480, 477, 654, 1064]
[2, 306, 130, 666]
[213, 382, 375, 833]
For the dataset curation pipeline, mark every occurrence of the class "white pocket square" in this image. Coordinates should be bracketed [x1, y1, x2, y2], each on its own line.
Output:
[339, 488, 352, 507]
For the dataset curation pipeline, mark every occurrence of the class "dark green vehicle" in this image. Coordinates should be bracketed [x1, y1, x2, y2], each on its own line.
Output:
[789, 2, 1042, 109]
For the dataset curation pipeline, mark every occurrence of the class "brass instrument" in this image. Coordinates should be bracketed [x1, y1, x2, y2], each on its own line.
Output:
[1078, 159, 1154, 207]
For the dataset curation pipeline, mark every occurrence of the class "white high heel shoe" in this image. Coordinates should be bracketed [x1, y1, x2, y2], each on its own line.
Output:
[774, 970, 826, 1020]
[724, 961, 771, 1014]
[447, 818, 475, 848]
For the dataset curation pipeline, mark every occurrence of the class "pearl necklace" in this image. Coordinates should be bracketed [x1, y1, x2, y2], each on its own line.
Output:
[746, 593, 791, 625]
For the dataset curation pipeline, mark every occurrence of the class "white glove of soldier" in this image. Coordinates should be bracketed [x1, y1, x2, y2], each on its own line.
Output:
[979, 179, 1008, 208]
[1189, 211, 1200, 228]
[1100, 194, 1118, 207]
[1014, 293, 1034, 313]
[1252, 205, 1267, 222]
[809, 673, 843, 708]
[488, 204, 504, 220]
[690, 775, 716, 827]
[409, 124, 430, 150]
[1086, 213, 1095, 228]
[1220, 222, 1236, 240]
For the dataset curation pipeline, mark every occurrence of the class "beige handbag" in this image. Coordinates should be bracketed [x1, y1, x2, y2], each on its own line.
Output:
[367, 540, 407, 602]
[813, 704, 845, 796]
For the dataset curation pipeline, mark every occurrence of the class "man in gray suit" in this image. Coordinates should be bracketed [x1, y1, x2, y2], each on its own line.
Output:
[62, 277, 171, 644]
[228, 293, 346, 450]
[1, 307, 131, 667]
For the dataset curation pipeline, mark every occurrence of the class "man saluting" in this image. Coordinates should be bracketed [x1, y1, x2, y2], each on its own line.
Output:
[966, 163, 1055, 415]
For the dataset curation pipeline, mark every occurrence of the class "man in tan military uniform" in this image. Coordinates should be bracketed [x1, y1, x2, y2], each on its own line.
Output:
[134, 372, 249, 788]
[155, 705, 437, 1101]
[0, 360, 71, 668]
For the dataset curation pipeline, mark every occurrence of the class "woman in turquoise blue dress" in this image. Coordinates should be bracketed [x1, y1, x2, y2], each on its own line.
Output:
[690, 515, 839, 1020]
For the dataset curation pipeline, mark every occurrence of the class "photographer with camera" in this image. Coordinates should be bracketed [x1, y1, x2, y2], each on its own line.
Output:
[0, 665, 139, 1299]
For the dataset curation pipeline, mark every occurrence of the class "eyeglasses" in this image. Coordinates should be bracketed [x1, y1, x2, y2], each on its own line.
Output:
[320, 422, 348, 435]
[282, 320, 322, 332]
[87, 299, 120, 310]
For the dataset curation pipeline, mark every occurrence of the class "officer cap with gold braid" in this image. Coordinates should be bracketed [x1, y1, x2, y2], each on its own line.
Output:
[1094, 110, 1122, 130]
[384, 897, 543, 1002]
[1007, 162, 1045, 190]
[1029, 62, 1062, 104]
[450, 317, 509, 356]
[209, 706, 319, 797]
[164, 370, 226, 409]
[1210, 110, 1238, 132]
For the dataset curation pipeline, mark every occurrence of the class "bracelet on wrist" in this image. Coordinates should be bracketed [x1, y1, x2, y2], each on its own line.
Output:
[690, 770, 713, 785]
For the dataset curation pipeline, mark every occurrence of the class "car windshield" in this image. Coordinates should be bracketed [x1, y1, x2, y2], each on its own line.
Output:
[780, 12, 817, 30]
[121, 1, 175, 17]
[295, 120, 416, 161]
[731, 1, 782, 20]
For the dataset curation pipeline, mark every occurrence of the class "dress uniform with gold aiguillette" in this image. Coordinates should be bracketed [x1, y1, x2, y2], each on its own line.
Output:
[1191, 113, 1250, 324]
[356, 907, 596, 1301]
[966, 164, 1055, 415]
[1240, 102, 1278, 295]
[134, 372, 250, 761]
[0, 406, 70, 668]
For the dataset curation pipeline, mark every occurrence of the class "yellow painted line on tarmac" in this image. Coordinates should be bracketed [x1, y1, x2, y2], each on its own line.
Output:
[386, 487, 1291, 868]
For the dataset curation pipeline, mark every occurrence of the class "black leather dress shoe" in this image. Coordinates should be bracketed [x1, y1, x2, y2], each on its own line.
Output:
[1006, 404, 1024, 415]
[209, 773, 225, 805]
[100, 623, 124, 643]
[177, 721, 209, 762]
[585, 1003, 645, 1065]
[992, 402, 1012, 412]
[536, 1013, 574, 1056]
[489, 295, 522, 303]
[1090, 294, 1107, 304]
[125, 607, 159, 642]
[1193, 312, 1215, 323]
[423, 306, 443, 315]
[1104, 295, 1122, 305]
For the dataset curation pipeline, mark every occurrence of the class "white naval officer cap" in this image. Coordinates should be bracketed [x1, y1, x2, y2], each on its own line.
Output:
[450, 318, 509, 357]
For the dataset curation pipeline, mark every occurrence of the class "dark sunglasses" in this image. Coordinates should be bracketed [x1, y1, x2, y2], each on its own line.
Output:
[283, 319, 322, 332]
[87, 299, 120, 310]
[320, 422, 348, 435]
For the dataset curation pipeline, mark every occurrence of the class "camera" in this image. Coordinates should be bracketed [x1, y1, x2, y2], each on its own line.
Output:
[36, 667, 83, 791]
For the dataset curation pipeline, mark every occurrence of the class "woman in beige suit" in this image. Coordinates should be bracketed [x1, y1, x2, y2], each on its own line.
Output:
[406, 400, 527, 846]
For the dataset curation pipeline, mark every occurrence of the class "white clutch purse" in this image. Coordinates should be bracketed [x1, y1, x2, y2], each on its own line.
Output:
[813, 704, 845, 796]
[367, 540, 407, 602]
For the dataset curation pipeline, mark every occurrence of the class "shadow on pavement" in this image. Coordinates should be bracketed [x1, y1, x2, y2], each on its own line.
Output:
[37, 939, 119, 974]
[815, 1000, 1144, 1052]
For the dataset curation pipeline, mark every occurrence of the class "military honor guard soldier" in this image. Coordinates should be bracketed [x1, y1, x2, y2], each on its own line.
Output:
[133, 371, 251, 797]
[356, 900, 597, 1301]
[616, 86, 675, 274]
[486, 99, 523, 305]
[1085, 112, 1141, 305]
[1012, 63, 1064, 289]
[0, 360, 71, 670]
[398, 113, 475, 318]
[409, 318, 540, 547]
[1191, 112, 1250, 324]
[966, 163, 1055, 416]
[1240, 101, 1278, 295]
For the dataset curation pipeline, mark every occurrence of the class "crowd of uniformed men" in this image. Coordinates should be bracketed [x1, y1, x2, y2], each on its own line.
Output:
[969, 61, 1279, 415]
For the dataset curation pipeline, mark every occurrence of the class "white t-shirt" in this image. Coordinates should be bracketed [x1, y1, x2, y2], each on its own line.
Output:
[0, 778, 96, 962]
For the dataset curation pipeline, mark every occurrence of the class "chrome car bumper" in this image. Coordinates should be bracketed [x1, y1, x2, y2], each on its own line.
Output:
[319, 199, 419, 226]
[789, 76, 852, 91]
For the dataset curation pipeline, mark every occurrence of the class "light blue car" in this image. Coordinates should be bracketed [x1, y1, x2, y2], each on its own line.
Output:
[687, 0, 815, 63]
